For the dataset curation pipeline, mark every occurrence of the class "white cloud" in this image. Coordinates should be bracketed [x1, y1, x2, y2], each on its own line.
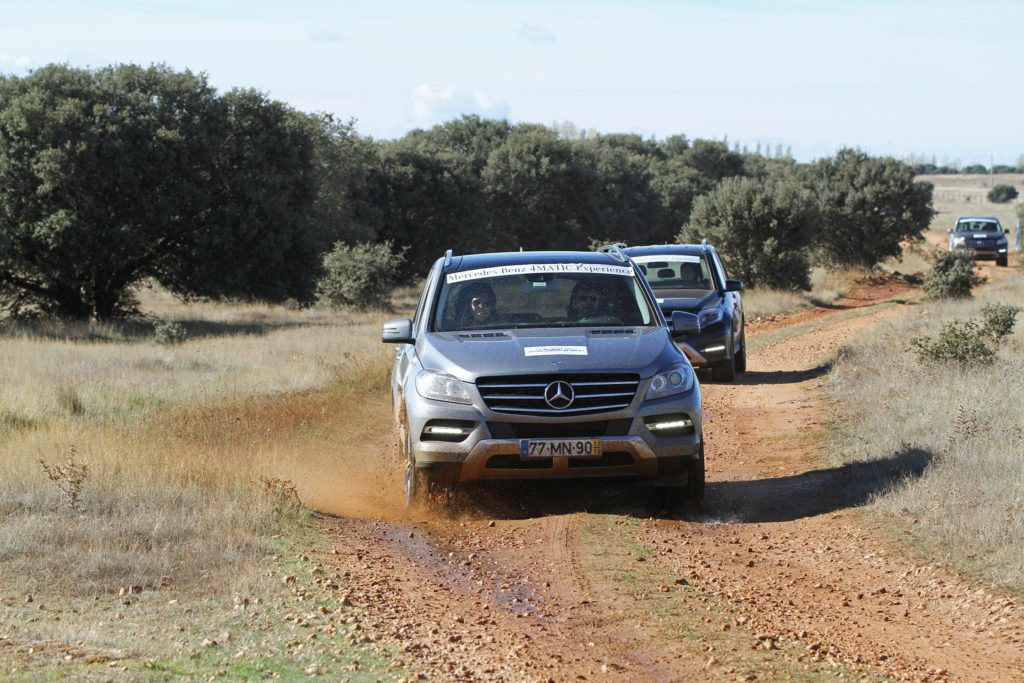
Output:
[0, 52, 31, 70]
[410, 84, 511, 125]
[519, 23, 556, 45]
[310, 30, 345, 43]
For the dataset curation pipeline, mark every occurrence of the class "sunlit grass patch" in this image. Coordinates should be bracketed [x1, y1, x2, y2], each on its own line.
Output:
[827, 274, 1024, 588]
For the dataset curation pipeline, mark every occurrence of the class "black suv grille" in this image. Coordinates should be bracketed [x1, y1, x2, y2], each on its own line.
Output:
[477, 374, 640, 417]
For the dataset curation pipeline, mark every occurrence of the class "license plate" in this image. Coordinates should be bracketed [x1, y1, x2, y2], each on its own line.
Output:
[519, 439, 602, 458]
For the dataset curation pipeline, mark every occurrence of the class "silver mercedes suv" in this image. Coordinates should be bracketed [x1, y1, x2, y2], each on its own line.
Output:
[381, 246, 705, 509]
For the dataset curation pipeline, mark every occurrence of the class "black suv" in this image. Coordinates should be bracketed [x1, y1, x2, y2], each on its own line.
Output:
[622, 243, 745, 381]
[948, 216, 1010, 267]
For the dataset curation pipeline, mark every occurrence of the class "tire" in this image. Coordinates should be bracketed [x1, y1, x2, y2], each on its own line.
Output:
[404, 460, 431, 509]
[733, 341, 747, 374]
[686, 446, 705, 506]
[403, 432, 425, 508]
[710, 356, 736, 382]
[651, 443, 705, 511]
[403, 433, 450, 511]
[997, 257, 1007, 267]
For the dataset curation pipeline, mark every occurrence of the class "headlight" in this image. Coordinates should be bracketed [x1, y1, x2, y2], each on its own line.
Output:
[698, 308, 724, 327]
[952, 236, 966, 246]
[645, 363, 695, 400]
[415, 370, 472, 404]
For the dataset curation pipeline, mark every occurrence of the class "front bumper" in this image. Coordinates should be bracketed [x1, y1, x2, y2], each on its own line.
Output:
[403, 384, 702, 485]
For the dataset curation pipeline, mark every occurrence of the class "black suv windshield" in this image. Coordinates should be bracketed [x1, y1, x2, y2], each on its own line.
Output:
[956, 220, 1002, 232]
[630, 254, 716, 297]
[433, 267, 655, 331]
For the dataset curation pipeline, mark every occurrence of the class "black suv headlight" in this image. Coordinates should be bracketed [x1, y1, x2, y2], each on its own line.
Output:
[698, 308, 724, 328]
[645, 363, 695, 400]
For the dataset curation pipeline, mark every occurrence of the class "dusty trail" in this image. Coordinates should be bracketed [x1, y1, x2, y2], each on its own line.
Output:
[318, 266, 1024, 682]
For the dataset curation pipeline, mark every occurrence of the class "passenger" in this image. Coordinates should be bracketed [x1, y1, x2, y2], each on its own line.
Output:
[455, 281, 497, 328]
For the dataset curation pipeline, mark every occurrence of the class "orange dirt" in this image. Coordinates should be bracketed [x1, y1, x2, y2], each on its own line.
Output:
[314, 277, 1024, 682]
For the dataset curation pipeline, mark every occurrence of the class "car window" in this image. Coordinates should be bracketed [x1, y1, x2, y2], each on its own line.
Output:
[957, 220, 1001, 232]
[433, 265, 655, 331]
[709, 251, 728, 289]
[412, 261, 440, 334]
[631, 254, 715, 296]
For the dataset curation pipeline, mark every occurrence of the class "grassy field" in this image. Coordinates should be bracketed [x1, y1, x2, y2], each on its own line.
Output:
[0, 288, 411, 680]
[918, 172, 1023, 236]
[827, 273, 1024, 590]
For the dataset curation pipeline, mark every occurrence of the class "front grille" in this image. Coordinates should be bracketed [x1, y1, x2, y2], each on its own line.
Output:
[488, 419, 633, 439]
[477, 374, 640, 417]
[964, 237, 1000, 249]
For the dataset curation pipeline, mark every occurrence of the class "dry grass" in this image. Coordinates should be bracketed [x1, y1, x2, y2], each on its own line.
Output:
[0, 287, 410, 676]
[744, 267, 859, 320]
[0, 288, 400, 598]
[827, 273, 1024, 589]
[918, 172, 1023, 238]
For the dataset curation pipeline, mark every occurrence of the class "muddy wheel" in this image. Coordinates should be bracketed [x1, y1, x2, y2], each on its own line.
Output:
[710, 356, 736, 382]
[996, 256, 1007, 267]
[404, 461, 432, 509]
[403, 432, 427, 508]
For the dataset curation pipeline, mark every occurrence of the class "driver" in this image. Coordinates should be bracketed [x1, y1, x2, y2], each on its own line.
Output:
[568, 281, 609, 322]
[455, 281, 497, 328]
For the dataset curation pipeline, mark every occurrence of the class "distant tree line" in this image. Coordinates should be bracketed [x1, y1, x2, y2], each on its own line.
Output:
[1, 63, 936, 318]
[904, 153, 1024, 175]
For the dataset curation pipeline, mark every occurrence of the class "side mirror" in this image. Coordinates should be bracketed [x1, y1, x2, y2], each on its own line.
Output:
[725, 279, 744, 292]
[381, 318, 414, 344]
[669, 311, 700, 337]
[1006, 229, 1011, 234]
[947, 228, 953, 234]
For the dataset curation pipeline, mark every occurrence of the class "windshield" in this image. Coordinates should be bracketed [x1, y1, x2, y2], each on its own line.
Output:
[433, 264, 656, 332]
[631, 254, 715, 297]
[956, 220, 1001, 232]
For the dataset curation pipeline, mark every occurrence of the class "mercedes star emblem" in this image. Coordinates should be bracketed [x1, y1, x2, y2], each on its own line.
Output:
[543, 380, 575, 409]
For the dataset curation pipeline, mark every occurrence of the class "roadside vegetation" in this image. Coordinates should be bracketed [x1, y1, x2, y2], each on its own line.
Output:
[0, 290, 405, 679]
[828, 274, 1024, 589]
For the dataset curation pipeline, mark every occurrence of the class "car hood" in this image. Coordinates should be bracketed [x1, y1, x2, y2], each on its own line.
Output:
[655, 291, 720, 313]
[417, 328, 682, 382]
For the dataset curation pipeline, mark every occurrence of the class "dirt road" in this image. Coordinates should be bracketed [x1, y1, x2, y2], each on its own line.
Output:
[316, 269, 1024, 682]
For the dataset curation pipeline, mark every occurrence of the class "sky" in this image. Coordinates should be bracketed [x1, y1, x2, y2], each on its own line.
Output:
[2, 0, 1022, 165]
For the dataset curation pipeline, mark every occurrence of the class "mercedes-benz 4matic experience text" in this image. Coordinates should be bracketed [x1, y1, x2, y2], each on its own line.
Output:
[381, 247, 705, 510]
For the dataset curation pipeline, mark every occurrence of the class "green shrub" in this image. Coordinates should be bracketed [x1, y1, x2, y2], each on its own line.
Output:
[922, 249, 981, 299]
[153, 320, 189, 345]
[979, 303, 1021, 343]
[986, 184, 1019, 203]
[317, 241, 408, 310]
[909, 319, 996, 366]
[680, 176, 816, 290]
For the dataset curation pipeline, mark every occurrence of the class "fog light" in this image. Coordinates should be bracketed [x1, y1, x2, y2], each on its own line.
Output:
[421, 420, 476, 442]
[703, 345, 726, 353]
[648, 419, 693, 431]
[425, 426, 471, 435]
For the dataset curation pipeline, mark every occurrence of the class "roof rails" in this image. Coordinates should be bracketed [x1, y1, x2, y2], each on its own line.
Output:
[700, 238, 708, 247]
[597, 243, 628, 262]
[443, 249, 454, 268]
